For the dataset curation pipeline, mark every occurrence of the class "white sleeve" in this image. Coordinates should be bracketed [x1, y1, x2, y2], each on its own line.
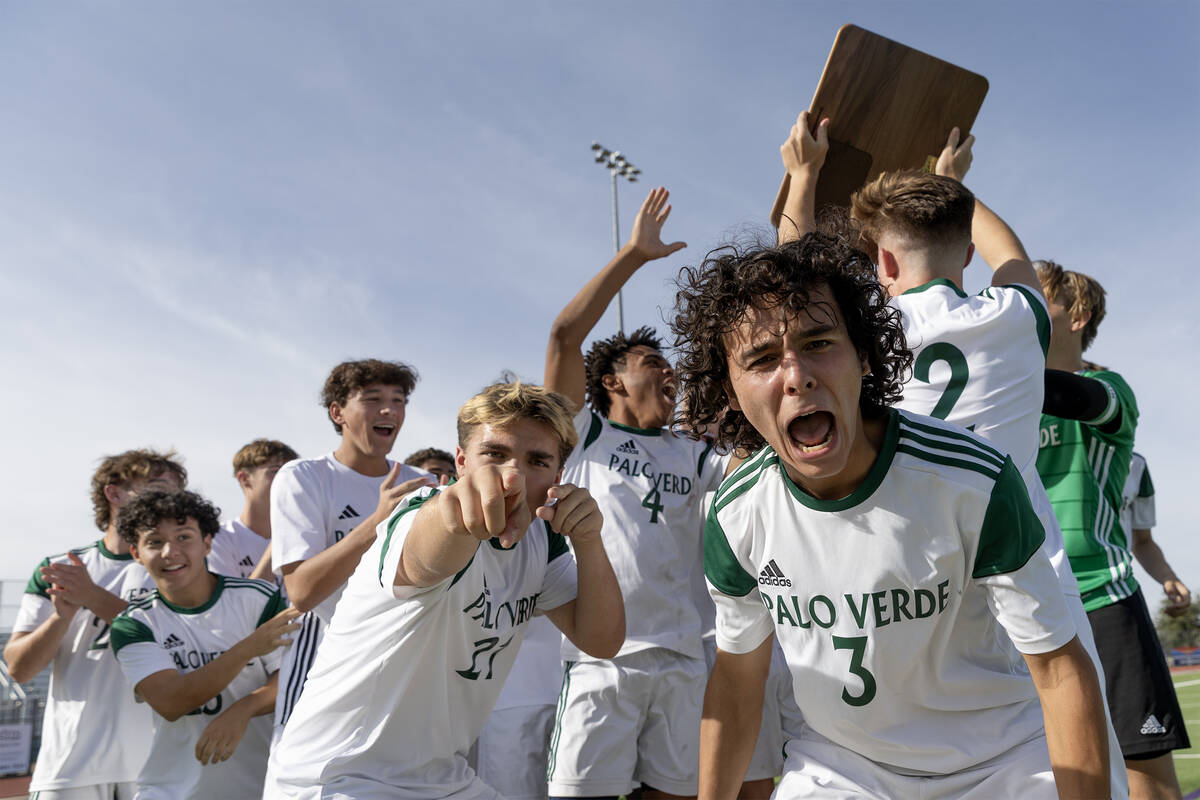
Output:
[12, 592, 52, 635]
[697, 444, 731, 497]
[376, 487, 454, 601]
[116, 641, 177, 690]
[710, 580, 774, 655]
[1130, 493, 1156, 531]
[270, 464, 331, 575]
[977, 549, 1076, 655]
[537, 549, 578, 611]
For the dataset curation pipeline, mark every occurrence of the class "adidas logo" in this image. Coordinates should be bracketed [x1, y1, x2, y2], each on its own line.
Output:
[162, 634, 185, 650]
[1140, 714, 1168, 735]
[615, 439, 639, 455]
[238, 556, 254, 567]
[758, 559, 791, 587]
[337, 505, 360, 520]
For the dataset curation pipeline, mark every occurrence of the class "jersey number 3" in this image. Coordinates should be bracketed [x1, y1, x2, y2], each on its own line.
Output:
[832, 635, 877, 707]
[913, 343, 969, 421]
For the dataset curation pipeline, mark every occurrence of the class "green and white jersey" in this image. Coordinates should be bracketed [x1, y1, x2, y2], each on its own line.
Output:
[892, 280, 1076, 594]
[110, 576, 285, 800]
[1121, 452, 1155, 534]
[1038, 370, 1139, 611]
[12, 541, 155, 791]
[265, 487, 578, 799]
[561, 407, 726, 661]
[706, 410, 1075, 774]
[208, 518, 269, 579]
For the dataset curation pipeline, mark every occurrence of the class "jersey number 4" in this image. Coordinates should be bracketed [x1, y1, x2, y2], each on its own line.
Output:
[913, 343, 970, 421]
[640, 487, 664, 523]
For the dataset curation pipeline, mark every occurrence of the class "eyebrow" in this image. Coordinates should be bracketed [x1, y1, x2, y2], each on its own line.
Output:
[737, 322, 839, 361]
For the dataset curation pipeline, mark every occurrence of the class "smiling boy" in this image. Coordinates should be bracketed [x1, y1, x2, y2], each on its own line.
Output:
[269, 359, 435, 734]
[265, 381, 624, 799]
[673, 234, 1109, 799]
[109, 490, 300, 800]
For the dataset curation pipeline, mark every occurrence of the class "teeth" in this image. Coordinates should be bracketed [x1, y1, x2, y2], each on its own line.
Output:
[797, 430, 833, 453]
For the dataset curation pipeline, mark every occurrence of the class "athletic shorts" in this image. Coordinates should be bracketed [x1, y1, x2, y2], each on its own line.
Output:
[1088, 588, 1191, 758]
[546, 648, 705, 797]
[774, 726, 1056, 799]
[704, 637, 803, 781]
[29, 786, 135, 800]
[472, 704, 555, 800]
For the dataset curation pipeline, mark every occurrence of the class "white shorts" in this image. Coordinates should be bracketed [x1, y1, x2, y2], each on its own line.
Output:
[473, 704, 555, 800]
[703, 637, 802, 781]
[547, 648, 705, 797]
[774, 727, 1056, 799]
[29, 785, 135, 800]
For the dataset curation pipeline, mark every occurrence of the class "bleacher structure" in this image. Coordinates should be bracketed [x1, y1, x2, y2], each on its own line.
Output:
[1, 580, 49, 777]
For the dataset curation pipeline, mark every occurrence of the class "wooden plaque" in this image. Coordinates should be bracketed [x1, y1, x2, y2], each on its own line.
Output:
[770, 24, 989, 227]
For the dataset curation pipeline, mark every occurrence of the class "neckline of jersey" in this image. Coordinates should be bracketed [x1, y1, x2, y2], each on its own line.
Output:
[97, 538, 133, 561]
[901, 277, 967, 298]
[157, 573, 225, 615]
[608, 419, 664, 436]
[778, 409, 899, 512]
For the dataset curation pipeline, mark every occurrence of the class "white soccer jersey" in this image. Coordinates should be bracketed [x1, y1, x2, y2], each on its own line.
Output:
[560, 407, 726, 661]
[892, 280, 1076, 592]
[1121, 452, 1156, 534]
[493, 614, 562, 711]
[706, 410, 1075, 774]
[12, 541, 155, 791]
[269, 453, 429, 727]
[208, 518, 269, 579]
[110, 576, 285, 800]
[266, 488, 578, 799]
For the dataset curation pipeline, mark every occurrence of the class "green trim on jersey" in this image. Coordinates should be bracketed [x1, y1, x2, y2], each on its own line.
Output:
[97, 538, 133, 561]
[582, 411, 604, 450]
[26, 557, 52, 597]
[712, 446, 774, 515]
[703, 506, 757, 597]
[1038, 369, 1139, 611]
[1004, 284, 1051, 357]
[1137, 459, 1155, 499]
[781, 410, 900, 512]
[608, 419, 664, 437]
[378, 490, 436, 587]
[546, 522, 569, 563]
[109, 614, 157, 655]
[159, 574, 226, 615]
[902, 278, 967, 299]
[697, 440, 716, 479]
[973, 458, 1046, 578]
[896, 416, 1003, 482]
[254, 588, 287, 627]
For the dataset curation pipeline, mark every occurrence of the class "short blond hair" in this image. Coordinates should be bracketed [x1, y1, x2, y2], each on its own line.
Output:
[90, 449, 187, 531]
[1036, 260, 1107, 352]
[232, 439, 299, 475]
[457, 382, 578, 467]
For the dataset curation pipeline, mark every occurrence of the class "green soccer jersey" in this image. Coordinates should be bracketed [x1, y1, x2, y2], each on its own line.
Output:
[1037, 370, 1139, 611]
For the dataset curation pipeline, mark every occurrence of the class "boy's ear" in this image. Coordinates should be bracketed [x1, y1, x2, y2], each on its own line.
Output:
[454, 446, 468, 474]
[1070, 310, 1092, 333]
[600, 373, 624, 394]
[328, 402, 346, 428]
[103, 483, 123, 507]
[877, 247, 901, 283]
[235, 470, 252, 490]
[962, 242, 975, 269]
[203, 534, 213, 557]
[129, 542, 142, 564]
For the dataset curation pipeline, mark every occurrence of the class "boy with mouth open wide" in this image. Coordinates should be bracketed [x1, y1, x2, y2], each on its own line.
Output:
[109, 490, 300, 799]
[264, 381, 624, 799]
[672, 234, 1109, 799]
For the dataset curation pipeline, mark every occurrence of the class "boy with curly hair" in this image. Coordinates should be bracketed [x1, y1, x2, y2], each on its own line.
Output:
[4, 449, 185, 800]
[672, 233, 1108, 798]
[544, 187, 732, 798]
[110, 490, 299, 799]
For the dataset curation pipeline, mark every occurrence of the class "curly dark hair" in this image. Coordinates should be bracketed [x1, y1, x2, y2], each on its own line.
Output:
[672, 233, 911, 455]
[583, 325, 663, 418]
[117, 490, 221, 546]
[321, 359, 419, 433]
[404, 447, 454, 467]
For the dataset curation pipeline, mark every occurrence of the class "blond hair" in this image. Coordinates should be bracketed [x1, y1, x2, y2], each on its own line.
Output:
[457, 382, 578, 466]
[232, 439, 299, 475]
[1036, 260, 1107, 351]
[90, 449, 187, 530]
[850, 170, 974, 258]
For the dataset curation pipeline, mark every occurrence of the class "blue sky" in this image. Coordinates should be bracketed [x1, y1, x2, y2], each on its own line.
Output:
[1, 2, 1196, 614]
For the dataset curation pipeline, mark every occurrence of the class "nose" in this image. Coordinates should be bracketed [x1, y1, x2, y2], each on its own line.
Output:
[781, 352, 815, 395]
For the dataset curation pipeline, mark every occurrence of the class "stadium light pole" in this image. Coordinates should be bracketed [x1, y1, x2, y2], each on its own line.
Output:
[590, 142, 640, 334]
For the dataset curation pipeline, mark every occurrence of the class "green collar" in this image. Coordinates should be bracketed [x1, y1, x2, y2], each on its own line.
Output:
[158, 573, 224, 615]
[97, 538, 133, 561]
[609, 419, 664, 436]
[901, 278, 967, 298]
[780, 409, 899, 512]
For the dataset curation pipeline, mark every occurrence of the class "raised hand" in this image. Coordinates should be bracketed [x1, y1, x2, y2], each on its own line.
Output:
[935, 127, 974, 182]
[239, 607, 302, 659]
[536, 484, 603, 545]
[1163, 579, 1192, 618]
[628, 186, 686, 261]
[42, 552, 96, 616]
[375, 464, 436, 520]
[438, 465, 532, 549]
[780, 110, 829, 177]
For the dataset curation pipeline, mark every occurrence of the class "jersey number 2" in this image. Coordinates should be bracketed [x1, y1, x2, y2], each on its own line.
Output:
[913, 343, 969, 421]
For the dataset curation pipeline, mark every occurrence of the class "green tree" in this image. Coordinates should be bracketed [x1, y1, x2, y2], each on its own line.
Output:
[1154, 596, 1200, 651]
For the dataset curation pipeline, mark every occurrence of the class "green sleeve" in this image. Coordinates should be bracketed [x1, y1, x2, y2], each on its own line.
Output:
[973, 457, 1047, 578]
[703, 505, 757, 597]
[545, 522, 569, 563]
[25, 558, 51, 598]
[377, 488, 439, 585]
[1138, 462, 1155, 499]
[255, 590, 287, 627]
[1085, 371, 1138, 445]
[1006, 285, 1051, 357]
[110, 614, 157, 655]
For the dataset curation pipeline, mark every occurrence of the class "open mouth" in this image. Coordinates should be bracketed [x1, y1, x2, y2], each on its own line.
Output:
[372, 423, 397, 437]
[788, 410, 834, 454]
[162, 564, 186, 573]
[661, 380, 677, 400]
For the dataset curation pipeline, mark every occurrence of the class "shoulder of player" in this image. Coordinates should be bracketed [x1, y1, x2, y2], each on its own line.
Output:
[121, 588, 164, 618]
[275, 454, 340, 486]
[711, 446, 779, 514]
[894, 411, 1009, 486]
[220, 576, 280, 601]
